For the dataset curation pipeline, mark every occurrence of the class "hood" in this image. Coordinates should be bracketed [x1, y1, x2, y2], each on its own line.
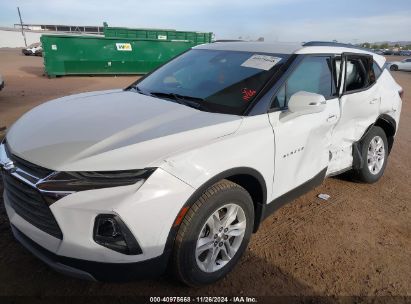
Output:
[7, 90, 242, 171]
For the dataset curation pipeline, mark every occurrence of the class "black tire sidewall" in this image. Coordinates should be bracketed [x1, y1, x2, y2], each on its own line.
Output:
[177, 187, 254, 286]
[358, 126, 388, 183]
[390, 65, 398, 71]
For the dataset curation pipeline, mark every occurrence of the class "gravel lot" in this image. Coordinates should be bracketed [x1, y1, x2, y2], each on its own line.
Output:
[0, 49, 410, 298]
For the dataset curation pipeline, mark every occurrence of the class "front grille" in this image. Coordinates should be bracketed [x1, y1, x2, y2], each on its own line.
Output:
[3, 173, 63, 239]
[10, 154, 53, 179]
[4, 143, 52, 179]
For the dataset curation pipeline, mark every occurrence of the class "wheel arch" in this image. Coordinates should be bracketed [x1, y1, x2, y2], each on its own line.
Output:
[163, 167, 268, 255]
[374, 114, 396, 153]
[352, 114, 397, 169]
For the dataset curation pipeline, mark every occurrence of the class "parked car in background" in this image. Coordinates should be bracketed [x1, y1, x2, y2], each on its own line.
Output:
[22, 43, 43, 56]
[0, 41, 403, 285]
[387, 58, 411, 71]
[0, 73, 4, 91]
[400, 50, 411, 56]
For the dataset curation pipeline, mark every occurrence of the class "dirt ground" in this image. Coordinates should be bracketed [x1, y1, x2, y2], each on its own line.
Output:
[0, 48, 410, 298]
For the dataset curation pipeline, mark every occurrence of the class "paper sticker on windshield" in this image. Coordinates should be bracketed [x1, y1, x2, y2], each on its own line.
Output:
[241, 54, 282, 70]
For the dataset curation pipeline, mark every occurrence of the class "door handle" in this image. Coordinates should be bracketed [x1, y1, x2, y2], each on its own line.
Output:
[327, 114, 337, 122]
[309, 101, 327, 106]
[370, 98, 380, 104]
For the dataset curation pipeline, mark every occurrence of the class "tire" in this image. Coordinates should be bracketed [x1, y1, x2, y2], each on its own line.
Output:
[172, 179, 254, 286]
[353, 126, 388, 183]
[390, 65, 398, 71]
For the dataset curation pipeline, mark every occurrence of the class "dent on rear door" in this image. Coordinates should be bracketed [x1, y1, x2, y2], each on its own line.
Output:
[329, 89, 378, 174]
[328, 54, 381, 173]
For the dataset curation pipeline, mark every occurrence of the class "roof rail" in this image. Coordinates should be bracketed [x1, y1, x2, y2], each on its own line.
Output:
[213, 39, 244, 43]
[303, 41, 371, 51]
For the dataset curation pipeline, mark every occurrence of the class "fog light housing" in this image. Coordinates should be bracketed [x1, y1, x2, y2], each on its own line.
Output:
[93, 214, 142, 255]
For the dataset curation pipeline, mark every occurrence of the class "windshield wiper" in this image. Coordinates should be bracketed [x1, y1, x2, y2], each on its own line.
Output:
[128, 85, 151, 96]
[149, 92, 207, 110]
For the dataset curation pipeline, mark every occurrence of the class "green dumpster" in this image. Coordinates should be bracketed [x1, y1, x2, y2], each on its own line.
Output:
[103, 26, 213, 45]
[41, 33, 211, 77]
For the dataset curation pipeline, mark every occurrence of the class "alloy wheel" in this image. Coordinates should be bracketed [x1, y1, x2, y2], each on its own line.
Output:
[367, 135, 385, 175]
[195, 203, 246, 273]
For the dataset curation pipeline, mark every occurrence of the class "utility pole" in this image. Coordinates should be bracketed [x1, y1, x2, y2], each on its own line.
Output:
[17, 7, 27, 47]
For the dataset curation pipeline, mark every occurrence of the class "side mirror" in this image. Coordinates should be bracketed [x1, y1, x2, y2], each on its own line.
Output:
[288, 91, 326, 115]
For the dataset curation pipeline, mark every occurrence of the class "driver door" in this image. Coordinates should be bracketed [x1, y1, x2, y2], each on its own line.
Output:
[267, 55, 340, 201]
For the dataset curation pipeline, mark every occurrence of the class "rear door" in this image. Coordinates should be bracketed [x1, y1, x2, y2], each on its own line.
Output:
[328, 53, 381, 173]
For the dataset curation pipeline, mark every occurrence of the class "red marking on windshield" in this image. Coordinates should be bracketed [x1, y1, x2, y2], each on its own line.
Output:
[242, 88, 256, 101]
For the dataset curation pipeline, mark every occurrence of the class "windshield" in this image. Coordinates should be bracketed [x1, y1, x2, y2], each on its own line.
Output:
[131, 49, 289, 115]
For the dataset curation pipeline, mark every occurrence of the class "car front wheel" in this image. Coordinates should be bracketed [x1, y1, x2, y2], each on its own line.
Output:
[172, 179, 254, 286]
[390, 65, 398, 71]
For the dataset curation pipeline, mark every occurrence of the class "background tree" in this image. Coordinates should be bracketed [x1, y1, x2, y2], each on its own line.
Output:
[380, 43, 389, 49]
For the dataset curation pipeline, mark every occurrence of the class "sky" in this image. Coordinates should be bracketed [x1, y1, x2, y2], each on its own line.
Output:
[1, 0, 410, 43]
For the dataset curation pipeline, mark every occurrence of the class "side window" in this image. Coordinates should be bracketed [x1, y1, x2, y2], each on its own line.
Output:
[333, 57, 342, 95]
[372, 62, 382, 79]
[344, 56, 374, 93]
[271, 56, 333, 109]
[272, 85, 286, 108]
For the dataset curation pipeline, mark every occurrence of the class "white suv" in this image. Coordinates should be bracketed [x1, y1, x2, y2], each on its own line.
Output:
[0, 41, 403, 285]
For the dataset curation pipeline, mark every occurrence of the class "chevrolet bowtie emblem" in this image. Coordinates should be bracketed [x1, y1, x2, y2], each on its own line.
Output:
[3, 160, 16, 172]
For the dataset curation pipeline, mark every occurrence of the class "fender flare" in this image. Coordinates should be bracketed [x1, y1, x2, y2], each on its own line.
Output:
[352, 114, 396, 169]
[163, 167, 267, 254]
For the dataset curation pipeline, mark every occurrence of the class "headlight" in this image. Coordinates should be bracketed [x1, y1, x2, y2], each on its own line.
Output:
[37, 168, 155, 192]
[37, 168, 156, 204]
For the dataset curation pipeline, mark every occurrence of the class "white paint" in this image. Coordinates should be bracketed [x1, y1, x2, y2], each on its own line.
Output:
[6, 90, 242, 171]
[1, 43, 403, 267]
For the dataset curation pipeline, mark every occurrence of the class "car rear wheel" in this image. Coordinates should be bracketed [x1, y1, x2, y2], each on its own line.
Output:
[172, 179, 254, 286]
[390, 65, 398, 71]
[353, 126, 388, 183]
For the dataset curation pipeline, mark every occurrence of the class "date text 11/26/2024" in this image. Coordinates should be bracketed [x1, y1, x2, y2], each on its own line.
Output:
[149, 296, 258, 303]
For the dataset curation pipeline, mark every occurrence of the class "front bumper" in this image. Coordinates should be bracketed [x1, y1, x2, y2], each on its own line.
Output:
[3, 167, 195, 280]
[11, 225, 170, 281]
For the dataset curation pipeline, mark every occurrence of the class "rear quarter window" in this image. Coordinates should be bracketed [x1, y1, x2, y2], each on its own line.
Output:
[373, 62, 382, 79]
